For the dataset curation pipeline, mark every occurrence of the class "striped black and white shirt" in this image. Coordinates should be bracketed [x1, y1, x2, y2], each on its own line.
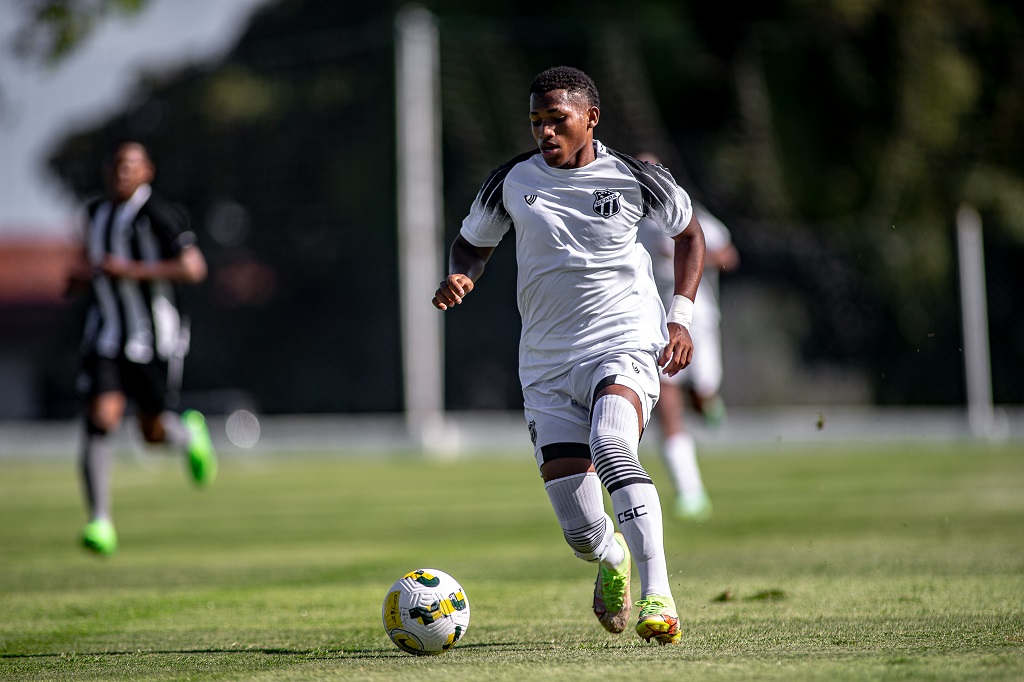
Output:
[81, 184, 196, 364]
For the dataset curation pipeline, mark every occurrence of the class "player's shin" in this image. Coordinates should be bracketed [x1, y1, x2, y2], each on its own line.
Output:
[80, 420, 114, 521]
[545, 472, 617, 563]
[591, 393, 672, 598]
[610, 483, 670, 598]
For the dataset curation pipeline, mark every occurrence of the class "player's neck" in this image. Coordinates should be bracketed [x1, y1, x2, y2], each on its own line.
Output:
[559, 138, 597, 170]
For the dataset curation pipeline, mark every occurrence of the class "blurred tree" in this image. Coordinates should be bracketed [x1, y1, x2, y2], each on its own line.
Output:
[11, 0, 149, 63]
[673, 0, 1024, 404]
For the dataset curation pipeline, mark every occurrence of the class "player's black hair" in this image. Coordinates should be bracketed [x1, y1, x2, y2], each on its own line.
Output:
[529, 66, 600, 109]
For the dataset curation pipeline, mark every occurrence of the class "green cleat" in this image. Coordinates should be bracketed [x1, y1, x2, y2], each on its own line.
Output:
[81, 518, 118, 555]
[182, 409, 217, 487]
[675, 489, 713, 521]
[635, 594, 681, 644]
[593, 531, 632, 633]
[701, 395, 727, 428]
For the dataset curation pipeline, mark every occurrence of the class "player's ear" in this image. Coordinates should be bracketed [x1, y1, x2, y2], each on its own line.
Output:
[588, 106, 600, 129]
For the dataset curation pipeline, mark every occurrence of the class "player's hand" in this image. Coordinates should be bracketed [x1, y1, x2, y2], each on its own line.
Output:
[659, 322, 694, 376]
[432, 274, 475, 310]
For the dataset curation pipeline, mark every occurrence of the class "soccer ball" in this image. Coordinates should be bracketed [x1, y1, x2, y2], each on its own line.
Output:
[382, 568, 470, 655]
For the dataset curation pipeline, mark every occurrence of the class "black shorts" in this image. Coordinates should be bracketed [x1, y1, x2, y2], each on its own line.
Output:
[77, 354, 171, 415]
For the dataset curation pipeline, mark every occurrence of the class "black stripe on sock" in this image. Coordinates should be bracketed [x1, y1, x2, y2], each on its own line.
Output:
[605, 476, 654, 495]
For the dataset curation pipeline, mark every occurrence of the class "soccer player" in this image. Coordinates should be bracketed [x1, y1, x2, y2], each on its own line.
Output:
[67, 139, 218, 556]
[635, 152, 740, 521]
[432, 67, 705, 644]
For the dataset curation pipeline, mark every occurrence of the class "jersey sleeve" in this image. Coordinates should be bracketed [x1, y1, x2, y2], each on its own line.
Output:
[638, 162, 693, 238]
[144, 196, 196, 256]
[609, 150, 694, 238]
[458, 157, 522, 248]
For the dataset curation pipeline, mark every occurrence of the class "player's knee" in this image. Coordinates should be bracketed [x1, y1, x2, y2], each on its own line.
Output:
[86, 408, 122, 435]
[590, 394, 650, 491]
[87, 394, 126, 434]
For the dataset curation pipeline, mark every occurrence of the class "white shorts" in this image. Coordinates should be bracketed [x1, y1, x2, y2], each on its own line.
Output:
[523, 349, 661, 469]
[664, 319, 722, 397]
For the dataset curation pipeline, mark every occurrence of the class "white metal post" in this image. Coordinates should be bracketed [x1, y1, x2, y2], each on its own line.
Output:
[395, 5, 453, 453]
[955, 203, 995, 438]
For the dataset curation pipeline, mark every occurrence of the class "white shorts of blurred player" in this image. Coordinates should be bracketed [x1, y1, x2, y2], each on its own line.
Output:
[523, 349, 661, 469]
[662, 317, 722, 399]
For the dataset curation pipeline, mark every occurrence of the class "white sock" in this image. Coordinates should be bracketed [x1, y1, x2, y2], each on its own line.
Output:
[663, 431, 705, 499]
[80, 427, 114, 521]
[545, 472, 622, 566]
[610, 483, 671, 598]
[590, 393, 672, 598]
[159, 411, 192, 449]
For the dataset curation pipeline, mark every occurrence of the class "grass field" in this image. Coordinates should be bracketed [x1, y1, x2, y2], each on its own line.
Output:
[2, 439, 1023, 680]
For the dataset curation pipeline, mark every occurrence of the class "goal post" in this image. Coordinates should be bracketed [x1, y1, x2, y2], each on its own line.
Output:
[956, 203, 995, 438]
[395, 5, 455, 452]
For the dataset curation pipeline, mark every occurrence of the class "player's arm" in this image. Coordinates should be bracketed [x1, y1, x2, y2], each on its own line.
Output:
[708, 243, 740, 272]
[659, 212, 706, 376]
[100, 244, 208, 284]
[433, 234, 494, 311]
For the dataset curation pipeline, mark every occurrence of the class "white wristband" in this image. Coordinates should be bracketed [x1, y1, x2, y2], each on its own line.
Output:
[666, 295, 694, 329]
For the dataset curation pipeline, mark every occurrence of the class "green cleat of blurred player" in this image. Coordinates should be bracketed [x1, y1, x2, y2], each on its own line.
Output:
[675, 488, 713, 522]
[67, 139, 216, 556]
[81, 517, 118, 556]
[183, 409, 217, 486]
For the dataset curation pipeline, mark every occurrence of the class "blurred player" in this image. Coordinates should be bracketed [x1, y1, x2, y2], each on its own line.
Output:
[635, 152, 739, 522]
[433, 67, 705, 644]
[66, 139, 217, 556]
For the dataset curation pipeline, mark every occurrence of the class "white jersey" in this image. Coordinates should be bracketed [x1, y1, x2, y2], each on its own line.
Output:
[459, 140, 694, 388]
[636, 203, 731, 329]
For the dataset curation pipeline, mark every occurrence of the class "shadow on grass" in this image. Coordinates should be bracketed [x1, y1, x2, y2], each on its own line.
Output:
[1, 641, 530, 661]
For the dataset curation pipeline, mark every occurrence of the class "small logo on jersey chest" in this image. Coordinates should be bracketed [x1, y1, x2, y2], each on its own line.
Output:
[593, 189, 621, 218]
[524, 194, 538, 205]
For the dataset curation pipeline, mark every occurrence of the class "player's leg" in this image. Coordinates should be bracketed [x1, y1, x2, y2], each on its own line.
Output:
[668, 323, 721, 520]
[590, 384, 669, 595]
[133, 359, 216, 486]
[587, 355, 680, 644]
[653, 375, 710, 519]
[691, 390, 726, 426]
[77, 355, 125, 554]
[527, 384, 631, 634]
[543, 461, 633, 634]
[688, 321, 727, 428]
[664, 430, 712, 520]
